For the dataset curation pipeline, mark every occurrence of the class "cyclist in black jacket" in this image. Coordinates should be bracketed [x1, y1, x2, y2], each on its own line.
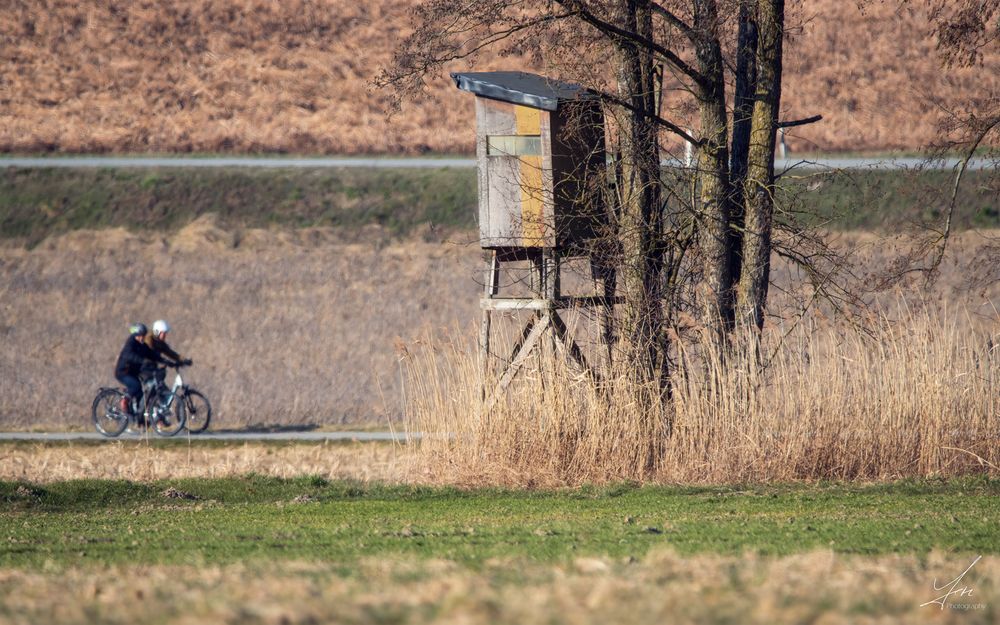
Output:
[141, 319, 191, 394]
[115, 322, 168, 418]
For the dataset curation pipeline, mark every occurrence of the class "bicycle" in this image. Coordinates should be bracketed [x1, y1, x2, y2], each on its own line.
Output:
[91, 363, 211, 437]
[144, 362, 213, 434]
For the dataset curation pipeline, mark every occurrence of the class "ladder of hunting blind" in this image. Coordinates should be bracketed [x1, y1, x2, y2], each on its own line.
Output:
[479, 249, 619, 403]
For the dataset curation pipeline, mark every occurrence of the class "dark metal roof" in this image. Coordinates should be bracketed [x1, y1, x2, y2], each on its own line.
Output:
[451, 71, 594, 111]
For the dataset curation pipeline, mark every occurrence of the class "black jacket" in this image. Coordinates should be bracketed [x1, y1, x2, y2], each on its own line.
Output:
[115, 336, 166, 377]
[145, 335, 182, 363]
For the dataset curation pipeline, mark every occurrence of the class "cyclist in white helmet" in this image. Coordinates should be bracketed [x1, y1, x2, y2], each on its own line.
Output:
[141, 319, 192, 395]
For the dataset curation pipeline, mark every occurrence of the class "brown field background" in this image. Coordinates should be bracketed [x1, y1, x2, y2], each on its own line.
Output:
[1, 0, 998, 155]
[0, 219, 480, 429]
[0, 551, 996, 625]
[0, 222, 997, 433]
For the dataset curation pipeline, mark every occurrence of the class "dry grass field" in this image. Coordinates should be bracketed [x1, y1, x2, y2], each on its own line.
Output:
[0, 219, 482, 429]
[1, 551, 997, 625]
[1, 0, 997, 155]
[1, 223, 998, 436]
[0, 441, 409, 483]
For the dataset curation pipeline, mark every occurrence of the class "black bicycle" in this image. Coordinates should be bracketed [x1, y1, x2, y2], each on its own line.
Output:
[91, 363, 211, 437]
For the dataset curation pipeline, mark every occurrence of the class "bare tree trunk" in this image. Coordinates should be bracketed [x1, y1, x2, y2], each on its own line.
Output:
[613, 0, 668, 388]
[729, 0, 758, 285]
[693, 0, 735, 341]
[737, 0, 784, 330]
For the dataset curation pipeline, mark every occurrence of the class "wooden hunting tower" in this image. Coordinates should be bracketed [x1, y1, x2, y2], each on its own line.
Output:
[452, 71, 607, 251]
[453, 71, 617, 397]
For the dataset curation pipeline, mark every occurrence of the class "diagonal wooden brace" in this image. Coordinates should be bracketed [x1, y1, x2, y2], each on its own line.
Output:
[492, 312, 550, 399]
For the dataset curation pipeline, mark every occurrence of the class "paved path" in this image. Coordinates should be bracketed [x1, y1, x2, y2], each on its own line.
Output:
[0, 157, 476, 169]
[0, 156, 991, 170]
[0, 431, 414, 442]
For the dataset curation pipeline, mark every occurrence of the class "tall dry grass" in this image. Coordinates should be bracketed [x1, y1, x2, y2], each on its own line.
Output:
[404, 306, 1000, 486]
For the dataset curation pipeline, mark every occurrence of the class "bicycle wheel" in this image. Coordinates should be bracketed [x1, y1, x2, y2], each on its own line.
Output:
[91, 388, 129, 437]
[180, 389, 212, 433]
[152, 394, 186, 437]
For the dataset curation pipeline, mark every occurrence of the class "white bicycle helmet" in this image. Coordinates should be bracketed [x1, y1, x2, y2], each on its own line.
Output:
[152, 319, 171, 336]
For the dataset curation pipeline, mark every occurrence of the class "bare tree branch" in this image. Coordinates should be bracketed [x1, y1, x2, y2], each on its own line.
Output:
[595, 90, 703, 145]
[375, 0, 600, 112]
[552, 0, 710, 90]
[777, 114, 823, 129]
[650, 2, 696, 42]
[927, 112, 1000, 278]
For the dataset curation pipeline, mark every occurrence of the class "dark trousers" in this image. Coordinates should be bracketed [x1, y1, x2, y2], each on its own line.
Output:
[116, 373, 142, 401]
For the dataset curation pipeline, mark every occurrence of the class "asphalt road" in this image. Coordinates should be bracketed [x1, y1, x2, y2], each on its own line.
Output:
[0, 155, 991, 170]
[0, 431, 414, 442]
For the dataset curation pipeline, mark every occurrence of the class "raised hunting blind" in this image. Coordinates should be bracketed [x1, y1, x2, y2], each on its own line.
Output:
[452, 71, 607, 250]
[452, 71, 619, 398]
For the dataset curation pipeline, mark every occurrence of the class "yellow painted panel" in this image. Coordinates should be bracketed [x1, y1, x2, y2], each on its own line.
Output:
[519, 155, 544, 244]
[514, 106, 541, 135]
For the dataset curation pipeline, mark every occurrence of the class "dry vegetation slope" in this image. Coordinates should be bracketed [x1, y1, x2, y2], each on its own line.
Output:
[0, 223, 997, 431]
[0, 221, 483, 429]
[1, 0, 997, 155]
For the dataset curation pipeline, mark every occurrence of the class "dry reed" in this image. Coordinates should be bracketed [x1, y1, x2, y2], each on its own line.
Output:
[0, 550, 996, 624]
[404, 305, 1000, 486]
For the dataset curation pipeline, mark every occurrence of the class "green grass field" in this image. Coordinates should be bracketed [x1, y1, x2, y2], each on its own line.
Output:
[1, 166, 996, 245]
[3, 476, 998, 570]
[0, 167, 479, 245]
[3, 476, 1000, 624]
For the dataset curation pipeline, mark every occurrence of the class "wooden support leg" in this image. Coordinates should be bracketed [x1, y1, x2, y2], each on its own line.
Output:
[531, 253, 547, 383]
[479, 309, 492, 400]
[543, 249, 560, 299]
[480, 250, 500, 400]
[486, 250, 500, 297]
[540, 250, 559, 379]
[591, 258, 616, 367]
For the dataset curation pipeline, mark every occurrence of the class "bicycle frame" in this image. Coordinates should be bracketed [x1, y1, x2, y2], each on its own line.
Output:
[151, 368, 186, 414]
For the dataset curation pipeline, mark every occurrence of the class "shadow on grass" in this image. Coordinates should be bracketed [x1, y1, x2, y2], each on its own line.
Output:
[210, 423, 321, 434]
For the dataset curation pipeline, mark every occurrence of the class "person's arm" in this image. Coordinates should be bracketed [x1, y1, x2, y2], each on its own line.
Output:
[158, 340, 182, 363]
[139, 342, 170, 366]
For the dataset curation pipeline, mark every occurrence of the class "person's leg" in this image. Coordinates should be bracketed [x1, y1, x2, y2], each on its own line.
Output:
[154, 367, 167, 394]
[115, 374, 142, 416]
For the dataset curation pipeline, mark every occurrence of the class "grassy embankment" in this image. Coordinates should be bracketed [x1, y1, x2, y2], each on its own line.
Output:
[2, 476, 999, 569]
[0, 166, 997, 246]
